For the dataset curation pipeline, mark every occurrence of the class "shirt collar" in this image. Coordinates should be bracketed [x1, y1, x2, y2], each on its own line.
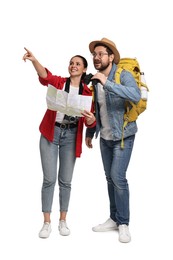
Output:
[108, 63, 117, 81]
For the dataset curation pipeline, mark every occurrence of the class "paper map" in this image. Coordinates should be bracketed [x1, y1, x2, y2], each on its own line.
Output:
[46, 84, 92, 117]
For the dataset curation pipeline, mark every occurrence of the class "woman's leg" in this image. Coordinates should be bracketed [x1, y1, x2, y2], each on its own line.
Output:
[58, 128, 77, 235]
[58, 128, 77, 217]
[39, 131, 59, 238]
[40, 134, 59, 217]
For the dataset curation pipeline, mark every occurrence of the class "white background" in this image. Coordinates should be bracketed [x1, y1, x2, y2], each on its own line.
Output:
[1, 0, 172, 259]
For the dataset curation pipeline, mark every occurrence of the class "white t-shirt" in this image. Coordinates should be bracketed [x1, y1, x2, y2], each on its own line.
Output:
[97, 83, 113, 140]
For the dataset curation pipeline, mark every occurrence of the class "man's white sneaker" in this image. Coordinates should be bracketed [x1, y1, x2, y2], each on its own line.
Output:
[92, 218, 118, 232]
[58, 220, 70, 236]
[118, 224, 131, 243]
[39, 222, 51, 238]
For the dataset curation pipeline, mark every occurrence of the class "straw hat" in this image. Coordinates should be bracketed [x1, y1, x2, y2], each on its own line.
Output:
[89, 37, 120, 64]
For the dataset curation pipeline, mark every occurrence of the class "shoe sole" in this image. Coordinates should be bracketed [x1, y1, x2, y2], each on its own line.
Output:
[119, 237, 131, 243]
[59, 232, 70, 236]
[58, 227, 70, 236]
[39, 231, 52, 238]
[38, 230, 52, 238]
[92, 227, 118, 232]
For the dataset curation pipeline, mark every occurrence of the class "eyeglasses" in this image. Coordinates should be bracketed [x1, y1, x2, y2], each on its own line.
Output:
[91, 52, 109, 59]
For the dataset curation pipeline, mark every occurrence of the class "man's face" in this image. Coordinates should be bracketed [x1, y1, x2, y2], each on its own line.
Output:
[91, 46, 112, 72]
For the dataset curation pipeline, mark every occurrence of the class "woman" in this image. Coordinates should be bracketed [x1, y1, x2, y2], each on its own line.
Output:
[23, 48, 96, 238]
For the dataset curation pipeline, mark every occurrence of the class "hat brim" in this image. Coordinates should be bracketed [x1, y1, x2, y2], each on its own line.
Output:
[89, 40, 120, 64]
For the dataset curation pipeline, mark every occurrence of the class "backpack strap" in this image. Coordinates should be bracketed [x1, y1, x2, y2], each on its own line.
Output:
[65, 77, 83, 94]
[115, 67, 130, 149]
[115, 67, 123, 84]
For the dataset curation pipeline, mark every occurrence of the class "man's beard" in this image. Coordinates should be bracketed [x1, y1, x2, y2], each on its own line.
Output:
[95, 61, 110, 72]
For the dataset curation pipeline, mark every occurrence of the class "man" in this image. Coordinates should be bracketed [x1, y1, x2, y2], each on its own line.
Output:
[85, 38, 141, 243]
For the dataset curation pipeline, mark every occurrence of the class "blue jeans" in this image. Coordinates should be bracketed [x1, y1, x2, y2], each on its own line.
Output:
[39, 125, 77, 213]
[100, 135, 135, 225]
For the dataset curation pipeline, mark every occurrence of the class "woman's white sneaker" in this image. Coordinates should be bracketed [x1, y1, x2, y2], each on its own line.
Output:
[118, 224, 131, 243]
[92, 218, 118, 232]
[58, 220, 70, 236]
[39, 222, 52, 238]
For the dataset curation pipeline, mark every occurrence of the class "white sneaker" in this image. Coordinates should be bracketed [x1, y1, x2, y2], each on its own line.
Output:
[58, 220, 70, 236]
[39, 222, 51, 238]
[92, 218, 118, 232]
[118, 224, 131, 243]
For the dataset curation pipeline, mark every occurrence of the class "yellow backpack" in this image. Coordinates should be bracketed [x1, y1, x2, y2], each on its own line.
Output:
[115, 58, 149, 148]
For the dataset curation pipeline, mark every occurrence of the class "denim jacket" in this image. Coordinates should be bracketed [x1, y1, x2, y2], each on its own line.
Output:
[86, 63, 141, 141]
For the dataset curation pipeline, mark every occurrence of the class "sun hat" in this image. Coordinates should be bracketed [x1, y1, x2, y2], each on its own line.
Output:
[89, 37, 120, 64]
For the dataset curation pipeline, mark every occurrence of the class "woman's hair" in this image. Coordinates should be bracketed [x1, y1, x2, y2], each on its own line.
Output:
[73, 55, 88, 68]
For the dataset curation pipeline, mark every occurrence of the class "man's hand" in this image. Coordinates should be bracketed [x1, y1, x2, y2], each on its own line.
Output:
[91, 72, 107, 85]
[85, 137, 93, 148]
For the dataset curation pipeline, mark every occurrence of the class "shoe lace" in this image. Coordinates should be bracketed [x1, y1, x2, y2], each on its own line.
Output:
[60, 220, 67, 228]
[119, 224, 128, 234]
[42, 222, 50, 231]
[60, 220, 68, 229]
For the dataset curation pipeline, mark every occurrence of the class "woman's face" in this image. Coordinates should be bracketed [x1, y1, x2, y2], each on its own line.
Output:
[68, 56, 87, 77]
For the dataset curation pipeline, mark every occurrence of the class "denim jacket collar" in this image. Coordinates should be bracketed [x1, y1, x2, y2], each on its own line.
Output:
[107, 63, 117, 81]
